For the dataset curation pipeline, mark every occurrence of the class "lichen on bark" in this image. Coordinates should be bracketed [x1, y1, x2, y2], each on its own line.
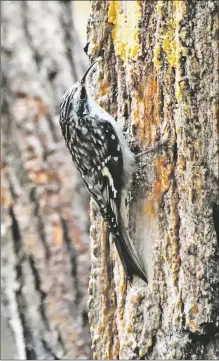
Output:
[87, 1, 219, 359]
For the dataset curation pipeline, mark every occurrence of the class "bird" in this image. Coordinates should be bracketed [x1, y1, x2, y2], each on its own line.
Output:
[59, 59, 147, 283]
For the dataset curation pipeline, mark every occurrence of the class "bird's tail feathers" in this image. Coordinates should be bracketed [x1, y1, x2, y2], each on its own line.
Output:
[115, 214, 148, 283]
[97, 199, 147, 283]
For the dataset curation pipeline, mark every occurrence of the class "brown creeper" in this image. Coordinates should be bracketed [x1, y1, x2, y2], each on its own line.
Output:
[59, 60, 147, 283]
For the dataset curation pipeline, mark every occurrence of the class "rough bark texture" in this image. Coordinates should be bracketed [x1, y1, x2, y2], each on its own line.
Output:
[1, 1, 91, 359]
[87, 1, 219, 359]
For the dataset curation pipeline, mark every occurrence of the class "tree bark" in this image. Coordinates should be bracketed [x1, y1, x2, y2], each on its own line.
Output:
[1, 1, 91, 359]
[87, 1, 219, 359]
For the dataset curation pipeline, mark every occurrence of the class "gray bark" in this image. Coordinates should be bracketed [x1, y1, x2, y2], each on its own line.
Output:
[1, 1, 91, 359]
[87, 1, 219, 359]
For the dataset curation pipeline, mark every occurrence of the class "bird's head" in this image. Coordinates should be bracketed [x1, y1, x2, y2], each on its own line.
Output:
[60, 58, 101, 122]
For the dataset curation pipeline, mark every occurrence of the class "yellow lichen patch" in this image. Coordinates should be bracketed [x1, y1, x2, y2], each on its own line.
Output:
[182, 47, 188, 56]
[108, 1, 141, 62]
[176, 80, 187, 104]
[157, 1, 164, 15]
[153, 1, 163, 69]
[153, 45, 161, 68]
[173, 0, 187, 25]
[163, 30, 177, 68]
[154, 1, 188, 102]
[159, 1, 187, 103]
[162, 20, 187, 71]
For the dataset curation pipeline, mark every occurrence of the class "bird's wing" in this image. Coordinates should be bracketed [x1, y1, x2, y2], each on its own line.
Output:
[79, 115, 147, 283]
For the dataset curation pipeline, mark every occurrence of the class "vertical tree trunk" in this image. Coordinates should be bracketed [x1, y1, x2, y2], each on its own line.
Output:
[87, 1, 219, 359]
[1, 1, 91, 359]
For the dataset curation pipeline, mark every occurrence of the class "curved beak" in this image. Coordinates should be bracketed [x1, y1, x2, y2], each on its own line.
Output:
[80, 57, 101, 86]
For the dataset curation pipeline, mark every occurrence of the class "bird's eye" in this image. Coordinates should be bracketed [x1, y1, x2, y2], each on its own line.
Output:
[80, 86, 86, 100]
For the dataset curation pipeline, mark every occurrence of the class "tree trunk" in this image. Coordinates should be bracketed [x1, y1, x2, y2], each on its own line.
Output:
[87, 1, 219, 359]
[1, 1, 91, 359]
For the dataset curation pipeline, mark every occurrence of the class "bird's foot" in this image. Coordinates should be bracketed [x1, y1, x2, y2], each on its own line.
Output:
[136, 139, 169, 159]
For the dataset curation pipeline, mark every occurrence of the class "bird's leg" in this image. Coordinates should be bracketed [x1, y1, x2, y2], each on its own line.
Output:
[127, 226, 133, 237]
[136, 139, 169, 159]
